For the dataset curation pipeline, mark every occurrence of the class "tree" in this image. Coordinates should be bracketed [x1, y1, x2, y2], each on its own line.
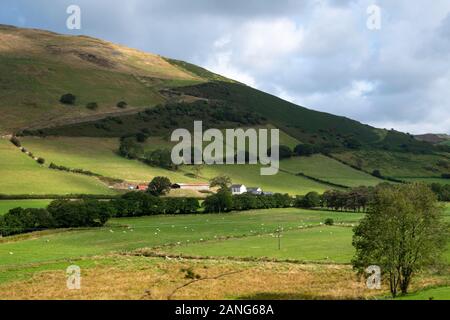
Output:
[352, 183, 448, 297]
[372, 169, 383, 178]
[209, 175, 232, 190]
[203, 189, 233, 213]
[60, 93, 76, 105]
[302, 191, 321, 208]
[118, 138, 144, 159]
[144, 149, 177, 170]
[117, 101, 128, 109]
[10, 136, 21, 147]
[147, 176, 172, 196]
[86, 102, 98, 110]
[294, 144, 316, 157]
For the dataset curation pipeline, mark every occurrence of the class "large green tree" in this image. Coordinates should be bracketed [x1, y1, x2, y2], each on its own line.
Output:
[147, 176, 172, 196]
[352, 183, 448, 297]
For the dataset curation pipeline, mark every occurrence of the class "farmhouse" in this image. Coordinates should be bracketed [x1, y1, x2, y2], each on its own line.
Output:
[231, 184, 247, 195]
[172, 183, 210, 191]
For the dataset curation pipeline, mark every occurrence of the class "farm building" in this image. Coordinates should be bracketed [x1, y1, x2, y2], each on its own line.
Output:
[247, 187, 262, 195]
[171, 183, 210, 191]
[231, 184, 247, 195]
[136, 184, 148, 191]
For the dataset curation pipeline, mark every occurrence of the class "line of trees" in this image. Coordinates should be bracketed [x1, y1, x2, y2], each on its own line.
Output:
[203, 190, 292, 213]
[0, 199, 114, 237]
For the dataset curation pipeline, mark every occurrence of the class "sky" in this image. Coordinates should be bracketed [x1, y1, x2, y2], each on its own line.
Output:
[1, 0, 449, 134]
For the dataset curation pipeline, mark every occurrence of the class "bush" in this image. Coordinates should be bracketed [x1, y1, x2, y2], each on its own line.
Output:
[442, 173, 450, 179]
[86, 102, 98, 110]
[36, 157, 45, 165]
[117, 101, 128, 109]
[268, 145, 292, 159]
[324, 218, 334, 226]
[372, 169, 383, 178]
[143, 149, 176, 170]
[135, 132, 149, 143]
[10, 136, 21, 147]
[118, 138, 144, 159]
[60, 93, 76, 105]
[294, 144, 317, 156]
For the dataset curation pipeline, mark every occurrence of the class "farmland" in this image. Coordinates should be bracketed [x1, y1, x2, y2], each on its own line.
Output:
[280, 155, 383, 187]
[0, 139, 115, 195]
[0, 199, 51, 215]
[0, 206, 448, 299]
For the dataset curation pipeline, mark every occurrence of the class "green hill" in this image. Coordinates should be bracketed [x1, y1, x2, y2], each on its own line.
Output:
[1, 25, 449, 196]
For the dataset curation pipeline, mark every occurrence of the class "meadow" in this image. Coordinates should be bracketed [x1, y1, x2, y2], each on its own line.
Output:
[280, 155, 383, 187]
[20, 136, 197, 184]
[0, 199, 51, 215]
[332, 150, 450, 179]
[0, 139, 115, 195]
[0, 206, 448, 299]
[20, 136, 334, 195]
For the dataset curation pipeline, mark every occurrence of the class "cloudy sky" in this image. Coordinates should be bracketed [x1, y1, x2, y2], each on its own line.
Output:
[1, 0, 450, 134]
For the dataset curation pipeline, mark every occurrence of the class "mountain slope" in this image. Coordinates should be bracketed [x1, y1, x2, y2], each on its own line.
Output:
[1, 25, 438, 155]
[0, 24, 218, 133]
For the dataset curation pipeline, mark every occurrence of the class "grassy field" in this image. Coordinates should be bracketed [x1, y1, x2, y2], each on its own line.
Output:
[402, 178, 450, 185]
[396, 286, 450, 300]
[20, 136, 333, 195]
[0, 199, 52, 215]
[20, 136, 198, 184]
[0, 139, 115, 195]
[186, 164, 331, 195]
[332, 150, 450, 179]
[0, 208, 362, 270]
[0, 206, 448, 299]
[280, 155, 383, 187]
[163, 226, 354, 263]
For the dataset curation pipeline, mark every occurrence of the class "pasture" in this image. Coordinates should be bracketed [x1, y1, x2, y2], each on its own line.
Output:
[0, 199, 51, 215]
[0, 139, 115, 195]
[0, 206, 448, 299]
[20, 136, 197, 183]
[280, 155, 383, 187]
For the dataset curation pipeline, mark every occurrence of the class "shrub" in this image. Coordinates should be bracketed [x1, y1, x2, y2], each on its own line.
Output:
[294, 144, 317, 156]
[10, 136, 21, 147]
[324, 218, 334, 226]
[60, 93, 76, 105]
[135, 132, 149, 143]
[442, 173, 450, 179]
[86, 102, 98, 110]
[117, 101, 128, 109]
[143, 149, 176, 170]
[36, 157, 45, 165]
[372, 169, 383, 178]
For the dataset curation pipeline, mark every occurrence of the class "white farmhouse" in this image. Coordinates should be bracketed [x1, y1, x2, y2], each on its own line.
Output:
[231, 184, 247, 195]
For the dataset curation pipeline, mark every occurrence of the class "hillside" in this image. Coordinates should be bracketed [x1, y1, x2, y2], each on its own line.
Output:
[0, 25, 449, 196]
[0, 24, 222, 134]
